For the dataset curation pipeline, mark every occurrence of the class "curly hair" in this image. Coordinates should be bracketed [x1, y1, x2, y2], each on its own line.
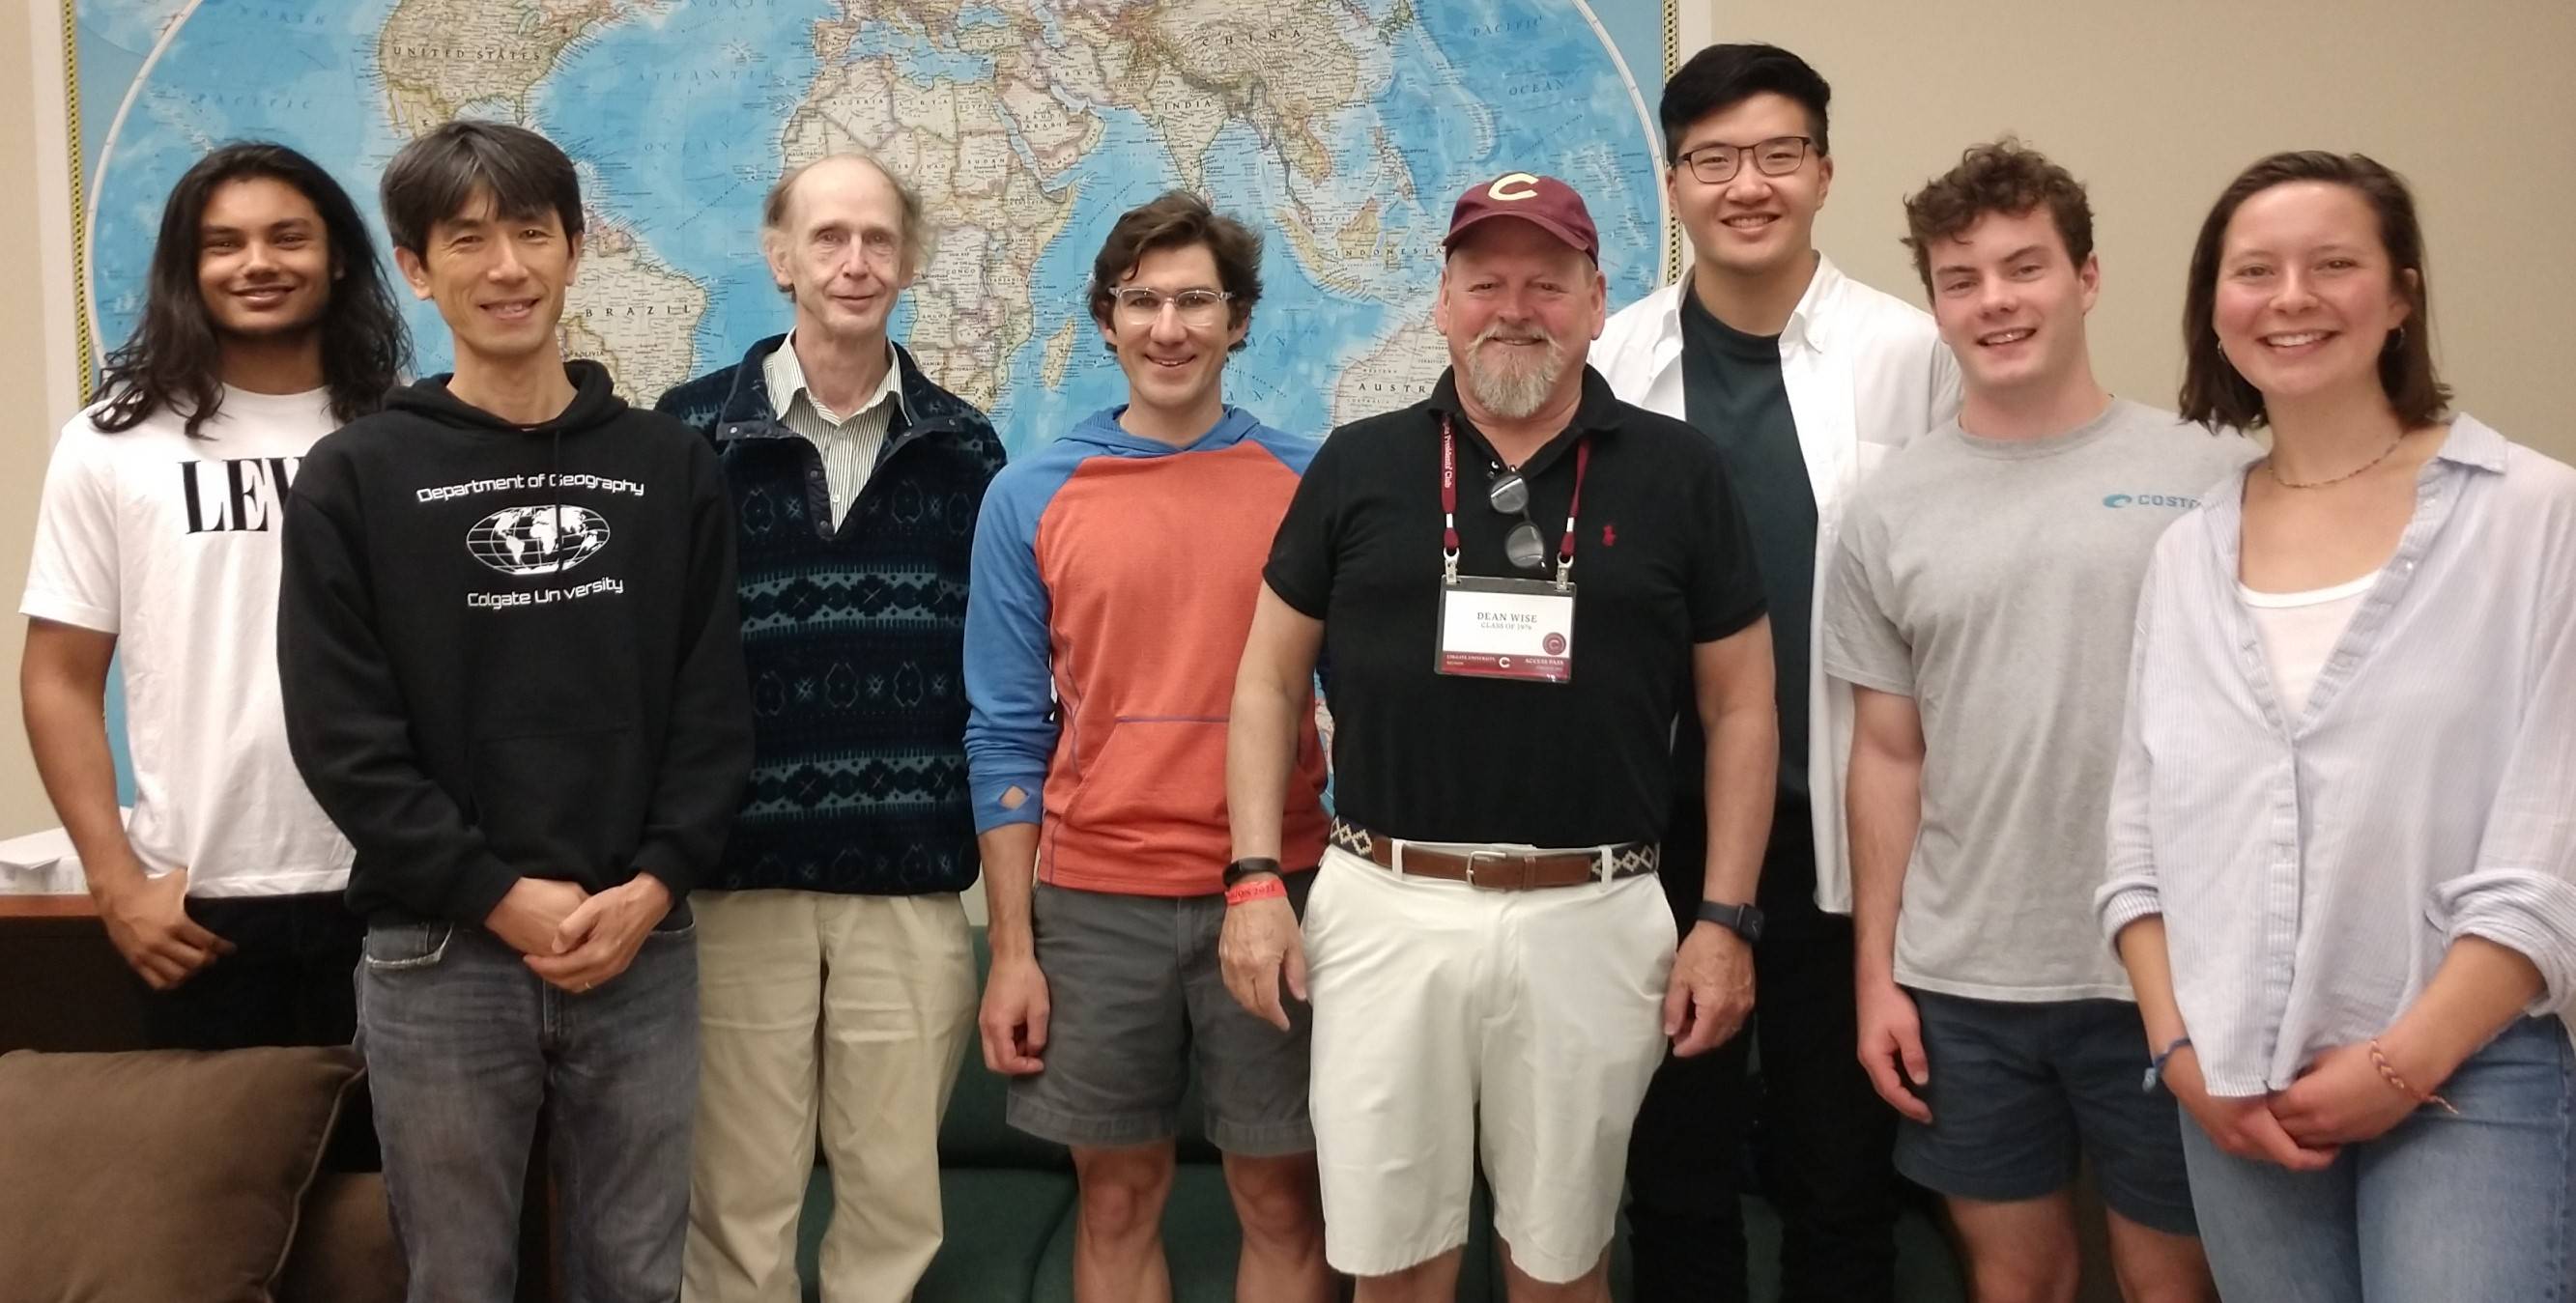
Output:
[1086, 191, 1263, 352]
[1901, 138, 2094, 293]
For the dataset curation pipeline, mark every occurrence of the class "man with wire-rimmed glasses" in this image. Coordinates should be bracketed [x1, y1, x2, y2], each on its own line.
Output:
[1596, 42, 1963, 1303]
[965, 191, 1332, 1303]
[1226, 172, 1779, 1303]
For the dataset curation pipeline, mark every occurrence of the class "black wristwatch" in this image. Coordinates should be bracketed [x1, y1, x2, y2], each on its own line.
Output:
[1223, 858, 1284, 889]
[1696, 899, 1765, 944]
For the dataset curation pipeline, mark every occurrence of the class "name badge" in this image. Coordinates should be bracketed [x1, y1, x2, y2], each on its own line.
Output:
[1437, 576, 1575, 683]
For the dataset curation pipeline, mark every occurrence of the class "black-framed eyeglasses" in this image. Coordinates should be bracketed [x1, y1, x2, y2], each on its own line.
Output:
[1674, 135, 1815, 185]
[1487, 470, 1547, 572]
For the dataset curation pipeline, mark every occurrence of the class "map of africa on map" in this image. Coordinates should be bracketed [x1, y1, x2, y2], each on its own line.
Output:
[73, 0, 1675, 455]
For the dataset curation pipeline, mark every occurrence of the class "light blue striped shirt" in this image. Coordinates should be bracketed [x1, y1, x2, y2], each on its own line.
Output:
[2097, 415, 2576, 1096]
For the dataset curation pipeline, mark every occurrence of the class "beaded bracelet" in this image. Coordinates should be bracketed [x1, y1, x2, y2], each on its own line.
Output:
[2366, 1038, 2460, 1116]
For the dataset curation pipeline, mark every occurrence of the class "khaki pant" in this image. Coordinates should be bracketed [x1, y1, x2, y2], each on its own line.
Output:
[682, 890, 978, 1303]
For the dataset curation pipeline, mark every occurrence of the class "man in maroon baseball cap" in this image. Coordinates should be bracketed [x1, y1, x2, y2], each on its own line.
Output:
[1222, 162, 1781, 1299]
[1426, 171, 1611, 427]
[1442, 171, 1601, 262]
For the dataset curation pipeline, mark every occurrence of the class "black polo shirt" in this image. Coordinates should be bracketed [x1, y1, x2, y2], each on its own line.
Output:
[1265, 366, 1765, 847]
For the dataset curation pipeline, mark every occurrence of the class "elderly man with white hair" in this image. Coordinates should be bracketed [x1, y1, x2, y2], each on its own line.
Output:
[656, 150, 1008, 1303]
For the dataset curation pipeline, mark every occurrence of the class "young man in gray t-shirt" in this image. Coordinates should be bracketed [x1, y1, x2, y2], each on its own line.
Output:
[1824, 141, 2248, 1301]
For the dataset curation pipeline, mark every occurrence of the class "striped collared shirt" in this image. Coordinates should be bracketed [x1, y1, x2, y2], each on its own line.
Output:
[762, 332, 908, 529]
[2098, 415, 2576, 1096]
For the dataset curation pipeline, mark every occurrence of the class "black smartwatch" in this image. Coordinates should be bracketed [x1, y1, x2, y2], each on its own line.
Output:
[1223, 858, 1283, 889]
[1696, 899, 1765, 944]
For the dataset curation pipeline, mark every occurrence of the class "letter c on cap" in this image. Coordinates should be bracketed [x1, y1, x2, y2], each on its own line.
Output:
[1488, 173, 1540, 202]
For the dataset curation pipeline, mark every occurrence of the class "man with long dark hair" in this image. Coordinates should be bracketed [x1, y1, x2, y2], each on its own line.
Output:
[20, 141, 407, 1050]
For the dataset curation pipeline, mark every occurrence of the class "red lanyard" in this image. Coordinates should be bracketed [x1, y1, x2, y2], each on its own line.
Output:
[1440, 414, 1590, 584]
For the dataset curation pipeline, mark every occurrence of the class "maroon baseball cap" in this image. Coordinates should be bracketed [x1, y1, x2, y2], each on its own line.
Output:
[1443, 172, 1599, 262]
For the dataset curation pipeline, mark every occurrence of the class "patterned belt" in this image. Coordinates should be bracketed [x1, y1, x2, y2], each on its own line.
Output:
[1328, 819, 1658, 892]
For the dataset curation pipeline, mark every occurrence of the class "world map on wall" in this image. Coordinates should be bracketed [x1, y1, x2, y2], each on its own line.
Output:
[73, 0, 1675, 453]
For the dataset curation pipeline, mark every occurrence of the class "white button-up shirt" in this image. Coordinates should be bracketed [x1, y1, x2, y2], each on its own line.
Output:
[2098, 416, 2576, 1095]
[763, 333, 907, 529]
[1595, 255, 1961, 912]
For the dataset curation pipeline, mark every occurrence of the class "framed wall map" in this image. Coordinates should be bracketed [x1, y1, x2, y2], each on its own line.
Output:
[64, 0, 1682, 448]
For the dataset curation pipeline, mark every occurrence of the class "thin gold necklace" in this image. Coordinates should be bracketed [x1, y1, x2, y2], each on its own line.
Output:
[2269, 433, 2405, 490]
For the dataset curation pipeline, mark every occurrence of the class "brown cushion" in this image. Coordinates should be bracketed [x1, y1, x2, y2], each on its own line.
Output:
[0, 1045, 364, 1303]
[276, 1173, 404, 1303]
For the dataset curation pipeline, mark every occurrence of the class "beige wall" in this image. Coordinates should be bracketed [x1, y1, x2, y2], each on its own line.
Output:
[1681, 0, 2576, 457]
[1, 5, 2570, 838]
[2, 11, 56, 837]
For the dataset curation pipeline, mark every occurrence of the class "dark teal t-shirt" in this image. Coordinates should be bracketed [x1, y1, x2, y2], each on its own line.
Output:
[1677, 284, 1816, 797]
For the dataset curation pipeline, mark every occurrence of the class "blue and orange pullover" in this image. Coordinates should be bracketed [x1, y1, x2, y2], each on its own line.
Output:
[963, 406, 1328, 896]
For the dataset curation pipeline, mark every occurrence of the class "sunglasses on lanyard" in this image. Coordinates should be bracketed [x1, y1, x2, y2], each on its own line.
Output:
[1486, 470, 1547, 572]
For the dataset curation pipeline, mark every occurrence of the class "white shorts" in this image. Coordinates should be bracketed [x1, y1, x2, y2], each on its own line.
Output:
[1302, 843, 1676, 1283]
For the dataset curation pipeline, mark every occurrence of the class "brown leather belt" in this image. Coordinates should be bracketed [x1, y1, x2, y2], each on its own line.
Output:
[1329, 820, 1658, 892]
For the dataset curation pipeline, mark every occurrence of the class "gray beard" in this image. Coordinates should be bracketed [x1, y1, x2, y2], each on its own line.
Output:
[1463, 335, 1565, 419]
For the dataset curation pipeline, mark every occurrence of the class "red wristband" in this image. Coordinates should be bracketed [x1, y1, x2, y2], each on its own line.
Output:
[1224, 876, 1287, 907]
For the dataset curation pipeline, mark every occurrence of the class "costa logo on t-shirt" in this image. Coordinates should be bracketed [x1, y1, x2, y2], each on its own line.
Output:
[467, 504, 612, 577]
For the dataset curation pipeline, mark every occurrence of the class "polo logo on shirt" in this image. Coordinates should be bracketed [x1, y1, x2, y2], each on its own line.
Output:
[1601, 523, 1617, 547]
[178, 456, 301, 534]
[467, 504, 612, 577]
[2102, 492, 2201, 510]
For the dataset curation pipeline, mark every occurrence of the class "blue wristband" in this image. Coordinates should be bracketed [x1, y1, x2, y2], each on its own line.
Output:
[2140, 1036, 2192, 1094]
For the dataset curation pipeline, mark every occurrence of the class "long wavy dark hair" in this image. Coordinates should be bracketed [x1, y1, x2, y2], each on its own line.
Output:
[94, 141, 410, 438]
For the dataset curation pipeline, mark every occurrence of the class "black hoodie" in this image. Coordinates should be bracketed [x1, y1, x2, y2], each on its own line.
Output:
[279, 360, 753, 928]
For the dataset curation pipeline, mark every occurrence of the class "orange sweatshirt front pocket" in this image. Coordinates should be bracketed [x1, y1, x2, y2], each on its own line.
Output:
[1052, 714, 1234, 891]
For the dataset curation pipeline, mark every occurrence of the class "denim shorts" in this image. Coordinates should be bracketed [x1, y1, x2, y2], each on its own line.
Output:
[1005, 874, 1315, 1156]
[1893, 988, 2197, 1235]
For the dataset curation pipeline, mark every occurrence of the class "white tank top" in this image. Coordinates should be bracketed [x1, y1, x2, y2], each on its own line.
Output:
[2238, 570, 2381, 716]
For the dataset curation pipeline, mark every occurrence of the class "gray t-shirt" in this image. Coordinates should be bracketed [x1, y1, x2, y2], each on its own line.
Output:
[1822, 398, 2253, 1001]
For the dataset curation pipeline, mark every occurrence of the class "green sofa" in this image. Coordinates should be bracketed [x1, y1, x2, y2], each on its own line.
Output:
[788, 931, 1967, 1302]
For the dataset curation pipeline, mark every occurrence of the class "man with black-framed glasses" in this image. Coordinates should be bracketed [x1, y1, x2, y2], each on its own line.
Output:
[1595, 41, 1962, 1303]
[965, 190, 1331, 1303]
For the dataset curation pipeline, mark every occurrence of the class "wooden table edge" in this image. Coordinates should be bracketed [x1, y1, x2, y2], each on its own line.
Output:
[0, 893, 100, 919]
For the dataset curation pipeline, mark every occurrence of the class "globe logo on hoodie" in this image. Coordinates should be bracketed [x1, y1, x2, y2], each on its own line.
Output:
[468, 505, 612, 578]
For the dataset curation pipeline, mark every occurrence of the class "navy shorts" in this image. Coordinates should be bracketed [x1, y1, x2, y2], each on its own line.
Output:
[1893, 989, 2197, 1235]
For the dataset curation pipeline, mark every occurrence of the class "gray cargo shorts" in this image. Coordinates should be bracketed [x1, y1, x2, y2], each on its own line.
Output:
[1004, 873, 1315, 1156]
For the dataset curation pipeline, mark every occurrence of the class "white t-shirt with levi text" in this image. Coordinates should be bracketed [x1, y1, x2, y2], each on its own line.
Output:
[20, 387, 354, 897]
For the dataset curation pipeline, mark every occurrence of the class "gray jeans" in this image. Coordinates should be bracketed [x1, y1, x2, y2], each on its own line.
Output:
[359, 917, 699, 1303]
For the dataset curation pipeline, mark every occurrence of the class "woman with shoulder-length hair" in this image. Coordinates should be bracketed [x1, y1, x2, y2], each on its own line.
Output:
[2098, 150, 2576, 1301]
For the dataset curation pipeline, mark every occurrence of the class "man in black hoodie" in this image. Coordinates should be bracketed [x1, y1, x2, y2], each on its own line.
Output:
[277, 120, 753, 1302]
